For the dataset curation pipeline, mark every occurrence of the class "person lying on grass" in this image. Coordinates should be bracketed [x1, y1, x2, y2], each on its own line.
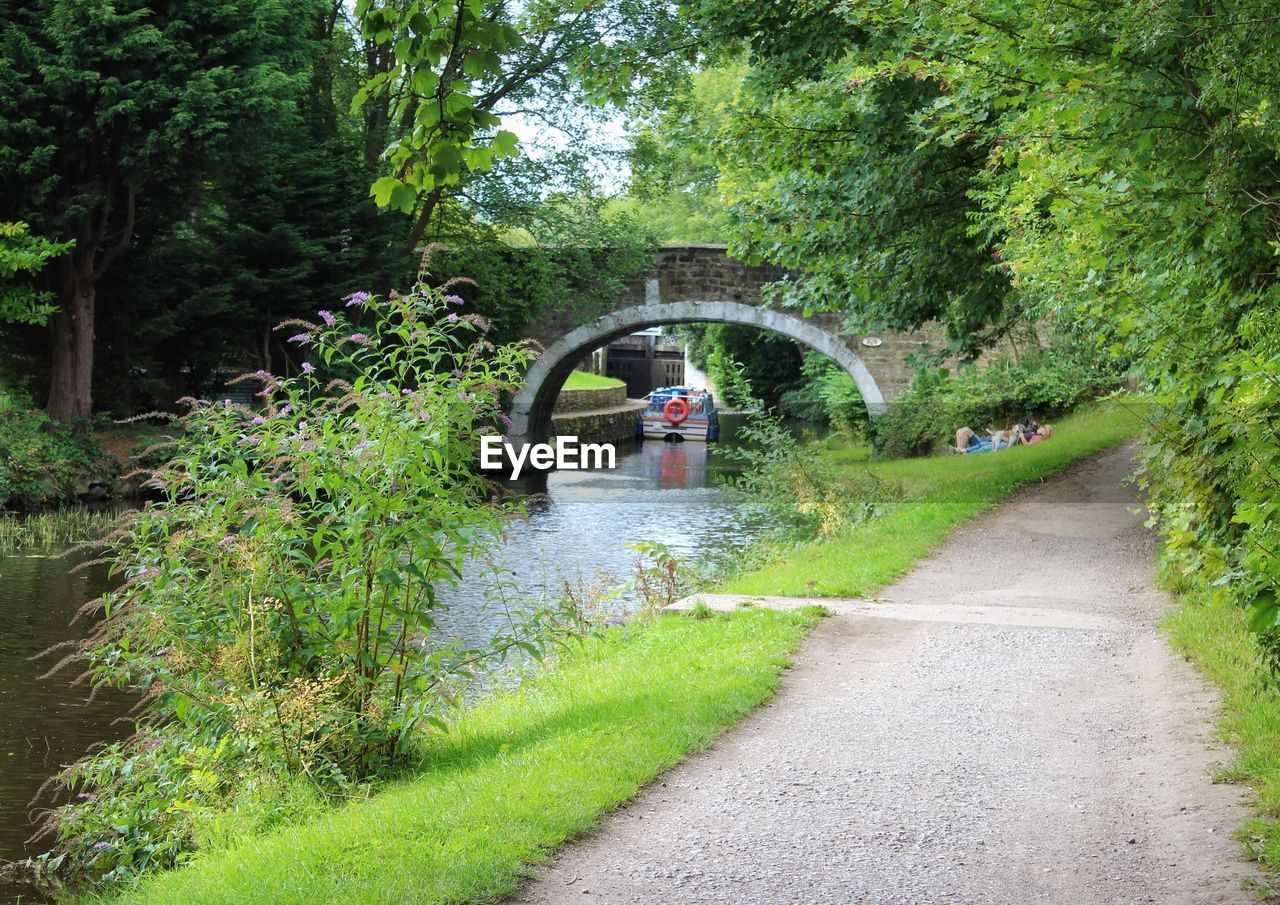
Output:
[954, 423, 1052, 453]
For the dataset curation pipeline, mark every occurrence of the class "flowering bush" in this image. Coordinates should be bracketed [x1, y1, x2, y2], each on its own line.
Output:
[24, 283, 590, 888]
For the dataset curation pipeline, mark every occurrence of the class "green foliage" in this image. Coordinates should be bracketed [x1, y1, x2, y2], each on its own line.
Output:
[778, 351, 865, 431]
[626, 541, 685, 613]
[0, 508, 117, 555]
[683, 0, 1012, 347]
[0, 222, 69, 325]
[721, 414, 900, 538]
[704, 345, 756, 411]
[354, 0, 695, 228]
[356, 0, 523, 212]
[0, 0, 323, 419]
[29, 286, 589, 889]
[0, 390, 113, 508]
[869, 348, 1125, 458]
[612, 63, 747, 243]
[423, 206, 655, 346]
[680, 323, 803, 412]
[93, 58, 409, 414]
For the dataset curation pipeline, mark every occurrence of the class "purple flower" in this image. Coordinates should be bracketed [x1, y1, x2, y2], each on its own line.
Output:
[287, 333, 309, 344]
[347, 332, 369, 344]
[223, 399, 232, 408]
[93, 841, 111, 851]
[446, 312, 459, 324]
[318, 309, 336, 326]
[344, 291, 371, 308]
[451, 368, 462, 377]
[402, 388, 412, 395]
[251, 415, 266, 425]
[238, 436, 260, 446]
[499, 413, 513, 428]
[254, 369, 271, 380]
[445, 294, 464, 306]
[156, 648, 169, 656]
[302, 362, 316, 374]
[280, 404, 293, 415]
[298, 420, 308, 430]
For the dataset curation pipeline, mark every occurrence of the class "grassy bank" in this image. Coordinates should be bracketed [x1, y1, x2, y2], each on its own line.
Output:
[86, 607, 821, 905]
[80, 402, 1138, 905]
[722, 403, 1141, 597]
[561, 370, 624, 390]
[1164, 582, 1280, 874]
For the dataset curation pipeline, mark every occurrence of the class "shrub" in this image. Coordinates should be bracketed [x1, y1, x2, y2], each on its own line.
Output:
[23, 283, 592, 890]
[720, 414, 902, 538]
[778, 350, 866, 430]
[0, 390, 115, 508]
[869, 347, 1126, 458]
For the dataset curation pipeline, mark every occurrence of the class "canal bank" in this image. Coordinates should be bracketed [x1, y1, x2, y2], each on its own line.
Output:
[70, 406, 1173, 905]
[0, 435, 763, 904]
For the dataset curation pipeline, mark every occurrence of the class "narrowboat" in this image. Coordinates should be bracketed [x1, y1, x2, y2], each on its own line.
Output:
[639, 386, 720, 442]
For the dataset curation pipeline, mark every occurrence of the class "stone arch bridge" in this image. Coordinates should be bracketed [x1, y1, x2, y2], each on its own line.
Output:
[508, 245, 940, 447]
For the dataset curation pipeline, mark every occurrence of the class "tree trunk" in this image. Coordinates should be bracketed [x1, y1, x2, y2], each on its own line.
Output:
[47, 257, 96, 435]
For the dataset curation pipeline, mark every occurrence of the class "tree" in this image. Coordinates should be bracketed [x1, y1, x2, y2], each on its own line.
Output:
[610, 63, 746, 244]
[91, 5, 411, 415]
[353, 0, 698, 244]
[684, 0, 1280, 664]
[0, 221, 70, 326]
[0, 1, 317, 427]
[680, 0, 1014, 352]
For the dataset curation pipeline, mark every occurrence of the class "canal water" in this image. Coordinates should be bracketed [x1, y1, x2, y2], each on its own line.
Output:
[0, 422, 767, 902]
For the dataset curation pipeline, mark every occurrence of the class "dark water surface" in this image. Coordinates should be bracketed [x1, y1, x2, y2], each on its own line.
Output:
[0, 550, 132, 904]
[0, 424, 768, 902]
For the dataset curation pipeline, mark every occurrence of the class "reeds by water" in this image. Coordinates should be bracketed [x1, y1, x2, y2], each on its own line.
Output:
[0, 509, 118, 555]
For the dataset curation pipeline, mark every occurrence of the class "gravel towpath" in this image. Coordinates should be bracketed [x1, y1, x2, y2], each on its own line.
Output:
[511, 445, 1257, 904]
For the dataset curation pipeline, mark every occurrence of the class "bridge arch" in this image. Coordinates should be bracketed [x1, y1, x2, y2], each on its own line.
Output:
[507, 299, 887, 447]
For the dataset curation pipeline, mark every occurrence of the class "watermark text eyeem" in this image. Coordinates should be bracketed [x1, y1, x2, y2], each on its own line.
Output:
[480, 435, 616, 479]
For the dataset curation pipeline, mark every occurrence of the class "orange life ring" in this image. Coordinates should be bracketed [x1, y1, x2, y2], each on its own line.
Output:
[663, 397, 690, 424]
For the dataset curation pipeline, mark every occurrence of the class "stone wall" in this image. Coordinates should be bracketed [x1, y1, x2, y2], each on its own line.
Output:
[553, 383, 627, 414]
[617, 245, 787, 306]
[551, 402, 645, 445]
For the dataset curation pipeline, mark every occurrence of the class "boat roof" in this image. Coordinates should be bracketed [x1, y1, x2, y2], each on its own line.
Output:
[649, 386, 710, 395]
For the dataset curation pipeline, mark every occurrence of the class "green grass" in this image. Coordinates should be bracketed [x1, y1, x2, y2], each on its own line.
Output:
[561, 370, 624, 390]
[87, 608, 822, 905]
[721, 403, 1141, 597]
[1165, 584, 1280, 878]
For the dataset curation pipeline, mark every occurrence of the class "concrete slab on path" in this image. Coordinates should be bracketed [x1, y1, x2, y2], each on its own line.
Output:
[511, 445, 1259, 905]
